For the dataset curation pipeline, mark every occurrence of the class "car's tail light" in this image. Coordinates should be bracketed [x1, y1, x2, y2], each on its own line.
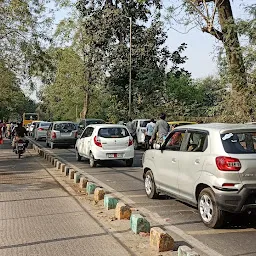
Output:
[128, 138, 133, 146]
[51, 132, 56, 139]
[216, 156, 241, 171]
[222, 183, 235, 187]
[94, 136, 102, 147]
[38, 128, 43, 131]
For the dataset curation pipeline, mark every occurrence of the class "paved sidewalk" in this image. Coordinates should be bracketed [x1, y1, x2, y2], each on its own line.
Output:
[0, 141, 134, 256]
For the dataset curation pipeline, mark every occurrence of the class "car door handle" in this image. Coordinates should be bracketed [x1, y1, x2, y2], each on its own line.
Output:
[195, 159, 200, 164]
[172, 158, 176, 163]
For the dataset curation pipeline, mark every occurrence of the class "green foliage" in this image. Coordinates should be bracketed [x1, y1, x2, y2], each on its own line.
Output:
[0, 60, 37, 121]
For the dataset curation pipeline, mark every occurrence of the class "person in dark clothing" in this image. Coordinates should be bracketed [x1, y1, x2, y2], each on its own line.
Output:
[12, 123, 28, 149]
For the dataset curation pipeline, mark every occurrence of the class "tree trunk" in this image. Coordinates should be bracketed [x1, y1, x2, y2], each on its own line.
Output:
[217, 0, 247, 91]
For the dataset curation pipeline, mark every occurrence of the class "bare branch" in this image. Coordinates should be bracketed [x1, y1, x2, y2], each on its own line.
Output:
[185, 0, 209, 24]
[202, 26, 223, 41]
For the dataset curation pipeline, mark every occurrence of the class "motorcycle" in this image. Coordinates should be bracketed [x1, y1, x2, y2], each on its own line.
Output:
[15, 139, 27, 158]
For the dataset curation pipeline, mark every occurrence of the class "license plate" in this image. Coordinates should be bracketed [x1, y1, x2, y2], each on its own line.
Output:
[18, 143, 24, 147]
[107, 153, 123, 158]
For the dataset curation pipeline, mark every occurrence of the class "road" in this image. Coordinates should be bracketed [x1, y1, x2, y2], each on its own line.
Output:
[34, 138, 256, 256]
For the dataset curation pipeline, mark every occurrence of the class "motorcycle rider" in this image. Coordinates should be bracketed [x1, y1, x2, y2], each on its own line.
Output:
[12, 123, 28, 150]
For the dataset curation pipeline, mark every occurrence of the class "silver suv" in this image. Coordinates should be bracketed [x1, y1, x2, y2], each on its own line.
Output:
[142, 123, 256, 228]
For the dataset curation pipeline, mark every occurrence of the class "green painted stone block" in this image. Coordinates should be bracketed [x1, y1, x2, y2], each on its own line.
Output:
[104, 195, 119, 210]
[74, 172, 81, 183]
[130, 213, 150, 234]
[86, 182, 97, 194]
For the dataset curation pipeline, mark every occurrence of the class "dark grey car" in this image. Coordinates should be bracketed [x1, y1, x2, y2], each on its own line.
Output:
[78, 119, 105, 136]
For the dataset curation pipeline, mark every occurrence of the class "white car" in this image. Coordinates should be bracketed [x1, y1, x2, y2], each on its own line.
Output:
[75, 124, 134, 167]
[132, 119, 150, 149]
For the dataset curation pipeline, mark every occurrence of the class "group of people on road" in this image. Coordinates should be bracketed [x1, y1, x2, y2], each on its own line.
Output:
[0, 120, 28, 148]
[126, 113, 171, 148]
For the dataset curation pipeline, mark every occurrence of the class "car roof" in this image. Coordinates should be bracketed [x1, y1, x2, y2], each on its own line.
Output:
[176, 123, 256, 133]
[87, 124, 127, 129]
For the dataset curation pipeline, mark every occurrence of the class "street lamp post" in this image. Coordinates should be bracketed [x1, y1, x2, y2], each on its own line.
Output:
[128, 17, 132, 119]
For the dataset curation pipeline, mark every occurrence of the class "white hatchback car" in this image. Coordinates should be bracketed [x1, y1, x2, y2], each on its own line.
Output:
[143, 123, 256, 228]
[75, 124, 134, 167]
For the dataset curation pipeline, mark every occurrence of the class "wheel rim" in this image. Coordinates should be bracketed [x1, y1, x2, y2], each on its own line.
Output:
[199, 194, 213, 223]
[145, 174, 152, 195]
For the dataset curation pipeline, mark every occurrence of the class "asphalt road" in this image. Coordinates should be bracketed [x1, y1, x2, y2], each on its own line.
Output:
[34, 138, 256, 256]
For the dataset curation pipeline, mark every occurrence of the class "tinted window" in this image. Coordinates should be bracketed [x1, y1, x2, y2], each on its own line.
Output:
[86, 120, 105, 125]
[221, 132, 256, 154]
[25, 114, 38, 120]
[140, 121, 150, 127]
[187, 132, 208, 152]
[54, 123, 76, 132]
[40, 122, 51, 127]
[98, 127, 129, 138]
[81, 127, 94, 138]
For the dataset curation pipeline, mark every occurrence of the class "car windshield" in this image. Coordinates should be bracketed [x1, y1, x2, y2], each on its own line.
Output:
[98, 127, 129, 138]
[221, 132, 256, 154]
[140, 121, 150, 127]
[40, 122, 50, 127]
[54, 123, 76, 132]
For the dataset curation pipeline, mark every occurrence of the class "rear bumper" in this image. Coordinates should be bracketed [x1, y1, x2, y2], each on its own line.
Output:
[214, 185, 256, 213]
[51, 138, 77, 145]
[93, 148, 134, 160]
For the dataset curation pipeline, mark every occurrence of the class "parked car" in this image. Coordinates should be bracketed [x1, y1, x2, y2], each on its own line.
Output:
[75, 124, 134, 167]
[142, 123, 256, 228]
[46, 121, 78, 149]
[30, 121, 41, 136]
[34, 122, 51, 141]
[78, 119, 105, 136]
[132, 119, 150, 149]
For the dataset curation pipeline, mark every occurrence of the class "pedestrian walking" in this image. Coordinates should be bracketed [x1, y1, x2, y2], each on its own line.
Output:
[145, 118, 155, 149]
[126, 118, 136, 138]
[150, 113, 170, 144]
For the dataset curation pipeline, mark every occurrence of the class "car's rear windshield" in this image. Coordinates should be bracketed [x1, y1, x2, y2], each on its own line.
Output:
[40, 122, 50, 127]
[221, 132, 256, 154]
[140, 121, 150, 127]
[98, 127, 129, 138]
[54, 123, 76, 132]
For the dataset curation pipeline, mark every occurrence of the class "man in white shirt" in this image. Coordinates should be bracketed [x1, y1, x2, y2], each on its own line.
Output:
[145, 118, 155, 149]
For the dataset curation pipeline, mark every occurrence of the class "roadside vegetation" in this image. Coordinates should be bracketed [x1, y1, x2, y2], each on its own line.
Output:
[1, 0, 255, 123]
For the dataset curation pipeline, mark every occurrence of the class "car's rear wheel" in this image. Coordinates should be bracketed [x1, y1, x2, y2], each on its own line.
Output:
[198, 188, 225, 228]
[50, 142, 54, 149]
[144, 170, 158, 199]
[89, 153, 97, 167]
[76, 150, 82, 161]
[133, 138, 140, 150]
[125, 158, 133, 167]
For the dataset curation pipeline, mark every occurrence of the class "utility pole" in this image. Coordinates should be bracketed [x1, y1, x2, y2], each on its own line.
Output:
[129, 17, 132, 119]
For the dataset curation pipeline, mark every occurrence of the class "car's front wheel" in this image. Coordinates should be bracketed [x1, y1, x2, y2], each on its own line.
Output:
[198, 188, 225, 228]
[144, 170, 158, 199]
